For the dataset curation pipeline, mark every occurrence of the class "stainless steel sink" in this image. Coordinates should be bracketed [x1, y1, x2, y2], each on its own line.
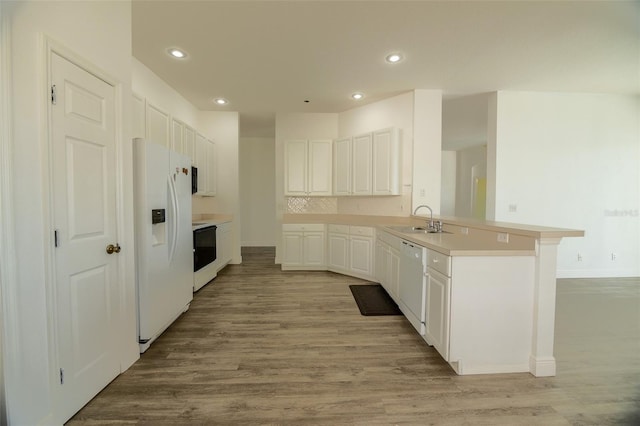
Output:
[386, 225, 451, 234]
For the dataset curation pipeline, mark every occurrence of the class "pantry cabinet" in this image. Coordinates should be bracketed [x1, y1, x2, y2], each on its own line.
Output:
[281, 224, 326, 270]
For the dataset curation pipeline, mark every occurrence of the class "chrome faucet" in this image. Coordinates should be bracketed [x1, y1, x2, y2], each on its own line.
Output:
[413, 205, 434, 230]
[413, 204, 441, 232]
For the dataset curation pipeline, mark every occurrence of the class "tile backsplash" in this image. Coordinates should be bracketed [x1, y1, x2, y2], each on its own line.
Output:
[286, 197, 338, 214]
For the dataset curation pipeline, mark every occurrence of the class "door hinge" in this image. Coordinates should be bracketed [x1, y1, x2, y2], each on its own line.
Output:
[51, 85, 57, 105]
[54, 229, 59, 247]
[59, 368, 64, 385]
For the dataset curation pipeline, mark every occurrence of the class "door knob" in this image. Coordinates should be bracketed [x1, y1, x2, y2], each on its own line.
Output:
[106, 244, 121, 254]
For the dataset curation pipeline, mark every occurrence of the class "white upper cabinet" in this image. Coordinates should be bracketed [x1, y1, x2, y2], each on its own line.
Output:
[352, 133, 373, 195]
[333, 137, 351, 196]
[284, 139, 308, 195]
[284, 139, 332, 196]
[333, 127, 401, 196]
[171, 118, 185, 155]
[372, 127, 401, 195]
[145, 102, 170, 148]
[184, 125, 195, 162]
[132, 93, 145, 139]
[195, 133, 217, 196]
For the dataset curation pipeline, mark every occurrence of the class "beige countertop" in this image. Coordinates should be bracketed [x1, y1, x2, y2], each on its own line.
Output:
[192, 214, 233, 227]
[282, 213, 584, 256]
[380, 227, 535, 256]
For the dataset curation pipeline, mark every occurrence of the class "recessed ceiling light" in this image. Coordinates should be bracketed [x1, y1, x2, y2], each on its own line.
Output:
[385, 53, 403, 64]
[351, 92, 364, 100]
[213, 98, 228, 105]
[167, 48, 187, 59]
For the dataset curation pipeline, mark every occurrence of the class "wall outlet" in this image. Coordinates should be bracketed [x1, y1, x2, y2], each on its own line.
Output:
[577, 253, 583, 262]
[460, 227, 469, 235]
[497, 232, 509, 243]
[611, 253, 617, 261]
[508, 204, 518, 213]
[420, 188, 426, 197]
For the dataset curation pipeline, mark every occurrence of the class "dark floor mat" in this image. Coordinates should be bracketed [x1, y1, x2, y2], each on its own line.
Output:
[349, 284, 402, 316]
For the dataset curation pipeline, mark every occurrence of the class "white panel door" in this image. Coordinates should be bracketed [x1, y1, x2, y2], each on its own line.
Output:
[284, 140, 308, 195]
[51, 52, 120, 423]
[352, 133, 372, 195]
[146, 102, 170, 148]
[308, 139, 332, 195]
[333, 137, 351, 195]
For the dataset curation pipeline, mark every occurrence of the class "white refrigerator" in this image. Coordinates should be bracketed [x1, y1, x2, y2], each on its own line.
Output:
[133, 138, 193, 353]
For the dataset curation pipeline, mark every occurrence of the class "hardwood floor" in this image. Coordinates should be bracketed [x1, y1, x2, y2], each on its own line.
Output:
[68, 248, 640, 425]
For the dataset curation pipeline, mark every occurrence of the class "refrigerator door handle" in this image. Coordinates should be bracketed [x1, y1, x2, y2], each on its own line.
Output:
[168, 174, 179, 263]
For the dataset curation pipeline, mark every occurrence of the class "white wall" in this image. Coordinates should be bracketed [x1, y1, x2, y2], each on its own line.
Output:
[490, 91, 639, 278]
[442, 93, 489, 151]
[441, 151, 457, 216]
[412, 89, 443, 214]
[455, 145, 487, 218]
[240, 137, 276, 246]
[2, 1, 135, 424]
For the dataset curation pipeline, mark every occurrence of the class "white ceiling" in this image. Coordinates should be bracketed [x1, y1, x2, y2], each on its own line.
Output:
[132, 1, 639, 138]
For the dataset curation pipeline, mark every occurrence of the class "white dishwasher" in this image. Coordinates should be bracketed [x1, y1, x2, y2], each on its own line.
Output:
[399, 240, 427, 335]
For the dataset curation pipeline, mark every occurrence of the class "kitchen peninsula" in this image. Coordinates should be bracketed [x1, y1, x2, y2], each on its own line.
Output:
[281, 213, 583, 377]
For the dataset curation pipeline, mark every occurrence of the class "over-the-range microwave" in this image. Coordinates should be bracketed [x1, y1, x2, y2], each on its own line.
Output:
[191, 166, 198, 194]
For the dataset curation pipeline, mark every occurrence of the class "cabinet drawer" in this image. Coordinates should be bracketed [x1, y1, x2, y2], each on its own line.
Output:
[283, 223, 325, 232]
[428, 250, 451, 277]
[350, 226, 374, 237]
[328, 224, 349, 234]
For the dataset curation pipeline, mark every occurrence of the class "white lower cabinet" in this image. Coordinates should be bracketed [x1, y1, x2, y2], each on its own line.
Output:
[425, 267, 451, 361]
[375, 230, 402, 302]
[282, 224, 326, 270]
[217, 222, 232, 269]
[328, 225, 350, 272]
[326, 225, 375, 280]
